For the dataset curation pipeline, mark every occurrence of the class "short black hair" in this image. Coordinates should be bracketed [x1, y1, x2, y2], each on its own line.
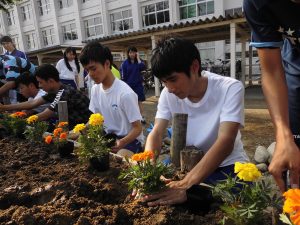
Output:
[15, 72, 39, 88]
[79, 41, 113, 68]
[151, 37, 201, 79]
[35, 64, 60, 82]
[0, 35, 13, 44]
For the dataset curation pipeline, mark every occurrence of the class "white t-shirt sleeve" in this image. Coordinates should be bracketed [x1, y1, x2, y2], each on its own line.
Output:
[120, 92, 142, 123]
[220, 81, 244, 126]
[155, 88, 172, 121]
[89, 85, 100, 113]
[56, 59, 62, 73]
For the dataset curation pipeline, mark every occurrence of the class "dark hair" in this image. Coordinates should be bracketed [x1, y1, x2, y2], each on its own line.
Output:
[79, 41, 113, 68]
[0, 35, 13, 44]
[151, 37, 201, 79]
[127, 46, 138, 63]
[15, 72, 39, 88]
[63, 47, 80, 73]
[35, 64, 60, 82]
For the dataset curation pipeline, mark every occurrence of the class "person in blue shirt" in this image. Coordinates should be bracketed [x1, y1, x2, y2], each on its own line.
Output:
[1, 36, 27, 60]
[120, 46, 146, 123]
[0, 55, 35, 99]
[244, 0, 300, 192]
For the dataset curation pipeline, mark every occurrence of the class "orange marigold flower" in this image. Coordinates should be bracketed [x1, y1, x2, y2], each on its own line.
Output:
[59, 132, 67, 140]
[45, 135, 52, 144]
[283, 189, 300, 225]
[58, 122, 68, 128]
[131, 153, 143, 161]
[131, 151, 154, 161]
[53, 128, 63, 137]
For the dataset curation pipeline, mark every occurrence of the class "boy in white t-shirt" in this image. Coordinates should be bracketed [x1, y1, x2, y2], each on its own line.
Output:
[142, 37, 249, 206]
[79, 41, 144, 154]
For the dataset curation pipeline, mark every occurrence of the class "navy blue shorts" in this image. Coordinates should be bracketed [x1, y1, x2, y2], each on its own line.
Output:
[204, 164, 236, 185]
[131, 84, 145, 102]
[60, 79, 77, 89]
[105, 133, 143, 154]
[286, 73, 300, 147]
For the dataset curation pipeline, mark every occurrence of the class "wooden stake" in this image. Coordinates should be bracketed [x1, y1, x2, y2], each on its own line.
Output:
[58, 101, 68, 123]
[180, 147, 204, 172]
[170, 113, 188, 167]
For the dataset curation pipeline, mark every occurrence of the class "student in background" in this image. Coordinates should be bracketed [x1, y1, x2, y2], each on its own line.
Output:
[120, 46, 146, 124]
[0, 35, 27, 59]
[56, 47, 80, 89]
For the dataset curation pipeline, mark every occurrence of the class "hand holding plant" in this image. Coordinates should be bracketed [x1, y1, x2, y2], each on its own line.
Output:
[119, 151, 173, 196]
[211, 162, 281, 225]
[24, 115, 48, 144]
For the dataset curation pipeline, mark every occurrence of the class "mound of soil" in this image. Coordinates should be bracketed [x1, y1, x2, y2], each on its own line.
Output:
[0, 138, 225, 225]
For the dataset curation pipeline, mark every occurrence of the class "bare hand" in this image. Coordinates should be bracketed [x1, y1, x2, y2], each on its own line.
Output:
[142, 185, 188, 206]
[111, 139, 125, 153]
[268, 140, 300, 192]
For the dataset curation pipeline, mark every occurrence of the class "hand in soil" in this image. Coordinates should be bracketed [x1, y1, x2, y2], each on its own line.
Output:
[141, 185, 188, 206]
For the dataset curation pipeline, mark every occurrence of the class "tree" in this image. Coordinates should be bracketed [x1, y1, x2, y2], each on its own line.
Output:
[0, 0, 19, 12]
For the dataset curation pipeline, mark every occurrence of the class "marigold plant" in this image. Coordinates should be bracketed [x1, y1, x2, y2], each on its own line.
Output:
[74, 113, 111, 162]
[210, 162, 281, 225]
[44, 122, 69, 147]
[119, 150, 173, 195]
[24, 115, 48, 144]
[280, 189, 300, 225]
[0, 112, 27, 138]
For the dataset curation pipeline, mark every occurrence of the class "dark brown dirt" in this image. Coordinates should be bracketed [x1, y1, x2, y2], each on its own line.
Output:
[0, 95, 275, 225]
[0, 138, 224, 225]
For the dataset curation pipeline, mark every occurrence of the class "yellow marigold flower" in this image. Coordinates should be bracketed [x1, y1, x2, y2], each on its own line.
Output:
[45, 135, 52, 144]
[89, 113, 104, 126]
[26, 115, 38, 124]
[73, 123, 85, 133]
[53, 128, 63, 137]
[58, 122, 68, 128]
[59, 132, 67, 140]
[234, 162, 262, 182]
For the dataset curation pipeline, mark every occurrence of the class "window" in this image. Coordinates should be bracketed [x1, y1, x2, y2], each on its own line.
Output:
[142, 1, 169, 27]
[20, 4, 32, 21]
[37, 0, 51, 16]
[62, 23, 78, 41]
[84, 16, 103, 38]
[25, 33, 37, 50]
[42, 27, 55, 46]
[110, 9, 133, 32]
[58, 0, 73, 9]
[6, 10, 15, 26]
[224, 7, 243, 17]
[179, 0, 214, 20]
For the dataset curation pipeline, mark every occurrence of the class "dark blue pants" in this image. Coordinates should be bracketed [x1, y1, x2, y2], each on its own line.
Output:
[60, 79, 77, 89]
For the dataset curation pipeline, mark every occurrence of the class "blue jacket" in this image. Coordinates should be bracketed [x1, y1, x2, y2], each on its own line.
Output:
[120, 59, 146, 88]
[5, 49, 28, 60]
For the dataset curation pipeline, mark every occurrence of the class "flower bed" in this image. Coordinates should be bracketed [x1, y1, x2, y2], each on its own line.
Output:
[0, 138, 230, 225]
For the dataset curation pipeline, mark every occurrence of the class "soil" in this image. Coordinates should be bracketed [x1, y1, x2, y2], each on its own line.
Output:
[0, 94, 276, 225]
